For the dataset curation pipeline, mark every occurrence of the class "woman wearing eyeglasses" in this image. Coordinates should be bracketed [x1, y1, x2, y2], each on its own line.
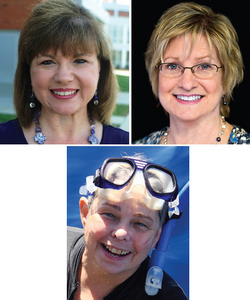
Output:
[134, 2, 250, 144]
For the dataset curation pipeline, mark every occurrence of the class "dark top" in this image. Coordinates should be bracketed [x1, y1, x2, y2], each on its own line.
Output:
[0, 119, 129, 144]
[67, 226, 188, 300]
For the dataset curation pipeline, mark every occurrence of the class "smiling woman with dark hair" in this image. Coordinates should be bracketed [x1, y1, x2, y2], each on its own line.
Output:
[0, 0, 128, 144]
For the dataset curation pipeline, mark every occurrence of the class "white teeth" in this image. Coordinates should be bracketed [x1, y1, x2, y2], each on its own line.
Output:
[176, 95, 202, 101]
[104, 244, 130, 256]
[52, 90, 77, 96]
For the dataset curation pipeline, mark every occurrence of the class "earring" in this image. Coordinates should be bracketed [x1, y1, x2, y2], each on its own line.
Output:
[93, 91, 99, 106]
[222, 94, 227, 106]
[29, 89, 36, 108]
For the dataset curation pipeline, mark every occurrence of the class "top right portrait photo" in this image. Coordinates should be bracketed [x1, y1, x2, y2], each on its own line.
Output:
[132, 1, 250, 144]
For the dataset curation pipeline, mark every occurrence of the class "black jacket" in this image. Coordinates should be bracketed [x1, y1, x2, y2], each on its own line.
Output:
[67, 226, 188, 300]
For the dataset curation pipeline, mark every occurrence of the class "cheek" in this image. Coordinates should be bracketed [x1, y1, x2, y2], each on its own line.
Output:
[84, 215, 109, 243]
[30, 68, 50, 92]
[158, 76, 178, 100]
[133, 233, 158, 255]
[79, 65, 100, 87]
[206, 79, 224, 96]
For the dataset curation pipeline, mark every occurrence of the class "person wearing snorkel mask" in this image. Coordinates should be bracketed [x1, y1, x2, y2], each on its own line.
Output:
[67, 156, 188, 300]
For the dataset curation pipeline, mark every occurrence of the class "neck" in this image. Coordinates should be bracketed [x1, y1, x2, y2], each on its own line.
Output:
[75, 253, 132, 300]
[166, 113, 227, 144]
[25, 108, 102, 144]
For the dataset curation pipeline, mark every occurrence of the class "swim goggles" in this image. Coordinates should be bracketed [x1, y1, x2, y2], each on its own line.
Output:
[80, 157, 179, 212]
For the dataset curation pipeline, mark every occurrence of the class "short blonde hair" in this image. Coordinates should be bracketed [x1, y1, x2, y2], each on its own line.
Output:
[145, 2, 244, 117]
[14, 0, 118, 128]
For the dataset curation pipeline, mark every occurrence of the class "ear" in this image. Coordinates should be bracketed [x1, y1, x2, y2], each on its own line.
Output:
[79, 197, 89, 227]
[151, 227, 162, 250]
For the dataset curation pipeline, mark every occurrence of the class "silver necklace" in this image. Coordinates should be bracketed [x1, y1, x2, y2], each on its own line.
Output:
[33, 110, 99, 144]
[162, 115, 226, 145]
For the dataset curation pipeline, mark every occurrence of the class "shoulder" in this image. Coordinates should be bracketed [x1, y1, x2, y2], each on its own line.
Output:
[67, 227, 85, 299]
[105, 257, 187, 300]
[228, 125, 250, 144]
[101, 124, 129, 144]
[0, 118, 27, 144]
[67, 226, 85, 256]
[133, 127, 168, 145]
[160, 271, 188, 300]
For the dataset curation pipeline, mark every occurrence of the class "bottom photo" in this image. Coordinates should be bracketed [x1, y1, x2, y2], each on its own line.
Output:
[67, 145, 189, 299]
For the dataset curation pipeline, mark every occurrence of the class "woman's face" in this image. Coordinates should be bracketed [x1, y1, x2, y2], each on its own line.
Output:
[158, 34, 225, 123]
[80, 196, 161, 278]
[30, 50, 100, 116]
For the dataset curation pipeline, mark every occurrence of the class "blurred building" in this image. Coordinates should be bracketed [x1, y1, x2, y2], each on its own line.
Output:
[102, 0, 129, 69]
[77, 0, 129, 69]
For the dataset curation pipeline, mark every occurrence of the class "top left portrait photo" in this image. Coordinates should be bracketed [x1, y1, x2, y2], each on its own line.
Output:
[0, 0, 130, 144]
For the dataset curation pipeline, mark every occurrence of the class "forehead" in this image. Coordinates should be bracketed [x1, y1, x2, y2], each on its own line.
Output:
[29, 30, 98, 64]
[163, 34, 219, 63]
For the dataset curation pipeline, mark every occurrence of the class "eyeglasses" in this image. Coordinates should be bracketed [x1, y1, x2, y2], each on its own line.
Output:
[156, 63, 223, 79]
[93, 157, 178, 202]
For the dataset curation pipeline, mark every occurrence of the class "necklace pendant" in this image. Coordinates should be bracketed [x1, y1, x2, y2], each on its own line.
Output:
[88, 134, 99, 144]
[34, 132, 47, 144]
[88, 121, 99, 144]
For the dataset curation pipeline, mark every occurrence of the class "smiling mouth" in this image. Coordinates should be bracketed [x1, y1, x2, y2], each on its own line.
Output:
[175, 95, 203, 101]
[51, 90, 78, 96]
[102, 244, 131, 257]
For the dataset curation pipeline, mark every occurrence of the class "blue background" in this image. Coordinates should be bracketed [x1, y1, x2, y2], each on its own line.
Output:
[67, 145, 189, 297]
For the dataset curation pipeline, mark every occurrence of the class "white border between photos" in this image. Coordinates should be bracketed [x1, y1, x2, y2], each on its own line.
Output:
[190, 145, 250, 299]
[0, 145, 67, 299]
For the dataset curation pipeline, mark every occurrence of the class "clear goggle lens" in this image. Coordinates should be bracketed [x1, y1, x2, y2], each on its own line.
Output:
[146, 166, 175, 194]
[102, 161, 175, 195]
[103, 161, 134, 185]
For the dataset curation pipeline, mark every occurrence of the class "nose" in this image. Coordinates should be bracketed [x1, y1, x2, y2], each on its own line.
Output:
[178, 68, 198, 91]
[111, 226, 131, 242]
[54, 63, 74, 84]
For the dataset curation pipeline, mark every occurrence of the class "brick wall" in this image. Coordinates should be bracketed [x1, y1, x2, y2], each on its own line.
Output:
[0, 0, 38, 30]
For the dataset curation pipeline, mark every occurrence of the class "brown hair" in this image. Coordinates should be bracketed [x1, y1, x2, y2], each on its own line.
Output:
[14, 0, 118, 128]
[145, 2, 244, 117]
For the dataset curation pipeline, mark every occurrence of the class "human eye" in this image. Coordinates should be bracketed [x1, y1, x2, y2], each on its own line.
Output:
[103, 212, 115, 218]
[135, 221, 149, 229]
[40, 60, 55, 65]
[160, 63, 182, 77]
[74, 58, 87, 64]
[164, 63, 180, 70]
[197, 63, 212, 70]
[99, 209, 117, 220]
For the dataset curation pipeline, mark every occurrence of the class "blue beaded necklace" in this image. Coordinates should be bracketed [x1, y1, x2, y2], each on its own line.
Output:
[33, 110, 99, 144]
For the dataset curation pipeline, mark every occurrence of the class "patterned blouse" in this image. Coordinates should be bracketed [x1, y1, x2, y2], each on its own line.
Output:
[134, 125, 250, 145]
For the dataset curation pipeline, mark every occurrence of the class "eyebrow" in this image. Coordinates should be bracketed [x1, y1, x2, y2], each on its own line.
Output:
[73, 53, 91, 58]
[134, 213, 154, 223]
[102, 202, 121, 211]
[37, 53, 91, 59]
[37, 54, 55, 59]
[164, 55, 215, 63]
[101, 201, 154, 222]
[163, 56, 179, 62]
[195, 55, 215, 61]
